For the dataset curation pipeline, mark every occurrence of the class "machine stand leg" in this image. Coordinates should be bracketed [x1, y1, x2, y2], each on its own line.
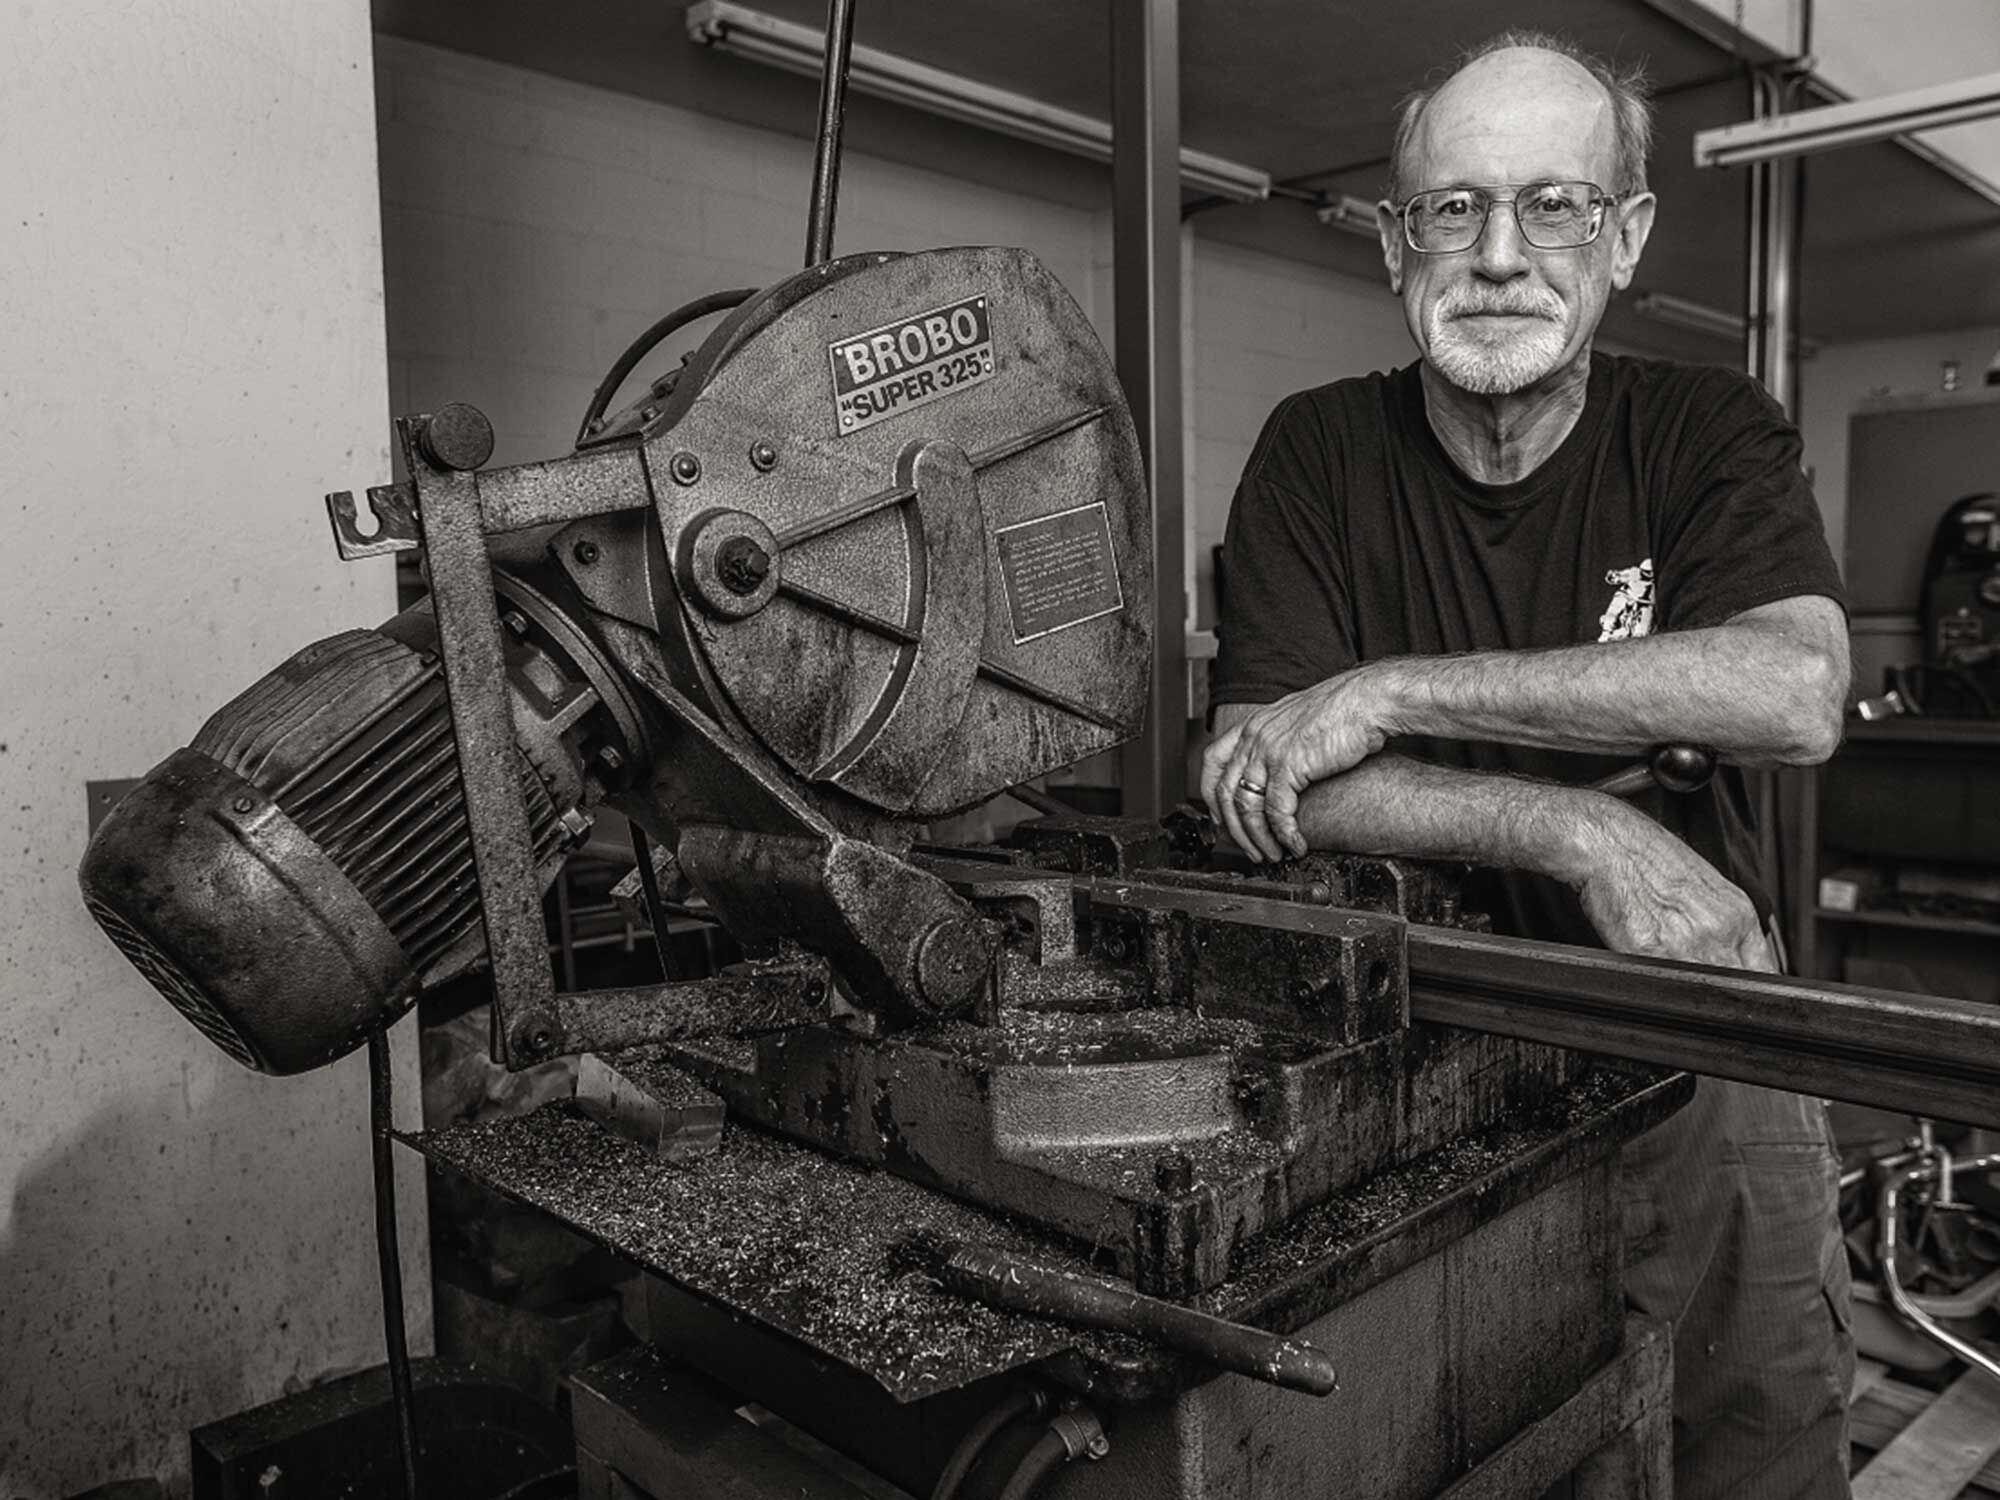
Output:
[1436, 1314, 1673, 1500]
[576, 1448, 643, 1500]
[1573, 1395, 1672, 1500]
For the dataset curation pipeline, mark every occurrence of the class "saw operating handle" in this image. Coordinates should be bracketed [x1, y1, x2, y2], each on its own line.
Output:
[1592, 743, 1717, 799]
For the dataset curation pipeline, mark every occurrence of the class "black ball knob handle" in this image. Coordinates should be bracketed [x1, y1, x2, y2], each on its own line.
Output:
[1592, 743, 1718, 798]
[1650, 743, 1717, 794]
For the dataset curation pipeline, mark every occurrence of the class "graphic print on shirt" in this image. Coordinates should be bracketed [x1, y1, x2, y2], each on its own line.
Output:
[1597, 558, 1655, 641]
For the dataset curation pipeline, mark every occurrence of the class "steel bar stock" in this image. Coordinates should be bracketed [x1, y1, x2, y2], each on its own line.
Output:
[1406, 926, 2000, 1128]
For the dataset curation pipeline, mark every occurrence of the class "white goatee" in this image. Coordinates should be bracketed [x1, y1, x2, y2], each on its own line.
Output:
[1423, 286, 1569, 395]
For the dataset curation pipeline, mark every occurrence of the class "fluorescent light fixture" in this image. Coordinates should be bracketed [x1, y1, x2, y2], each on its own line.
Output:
[685, 1, 1271, 202]
[1630, 291, 1818, 357]
[1314, 193, 1382, 238]
[1693, 69, 2000, 168]
[1630, 291, 1744, 341]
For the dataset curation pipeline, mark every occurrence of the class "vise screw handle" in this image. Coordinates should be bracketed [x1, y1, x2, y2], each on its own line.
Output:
[1592, 744, 1718, 799]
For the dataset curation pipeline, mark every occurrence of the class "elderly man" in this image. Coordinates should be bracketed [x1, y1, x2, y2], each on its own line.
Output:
[1203, 31, 1854, 1500]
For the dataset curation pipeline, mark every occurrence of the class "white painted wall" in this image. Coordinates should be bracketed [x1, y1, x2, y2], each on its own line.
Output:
[0, 6, 426, 1495]
[1188, 241, 1416, 623]
[375, 36, 1107, 469]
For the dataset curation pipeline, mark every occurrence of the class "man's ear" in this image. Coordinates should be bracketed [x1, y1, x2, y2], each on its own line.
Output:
[1377, 201, 1404, 295]
[1609, 192, 1657, 292]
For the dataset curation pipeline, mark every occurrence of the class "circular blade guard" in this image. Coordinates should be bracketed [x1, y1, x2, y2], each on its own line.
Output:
[653, 247, 1151, 820]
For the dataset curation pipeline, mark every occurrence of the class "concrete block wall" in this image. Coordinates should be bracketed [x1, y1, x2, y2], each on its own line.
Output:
[373, 37, 1415, 636]
[1189, 239, 1415, 623]
[375, 37, 1106, 470]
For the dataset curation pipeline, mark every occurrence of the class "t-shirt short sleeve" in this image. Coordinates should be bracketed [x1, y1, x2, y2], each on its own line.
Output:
[1652, 371, 1846, 632]
[1211, 394, 1357, 713]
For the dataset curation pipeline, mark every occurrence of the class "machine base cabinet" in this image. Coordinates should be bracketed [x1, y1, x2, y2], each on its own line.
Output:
[571, 1155, 1671, 1500]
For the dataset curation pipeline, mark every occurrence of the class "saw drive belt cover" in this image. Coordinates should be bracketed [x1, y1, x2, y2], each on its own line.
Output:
[649, 247, 1152, 820]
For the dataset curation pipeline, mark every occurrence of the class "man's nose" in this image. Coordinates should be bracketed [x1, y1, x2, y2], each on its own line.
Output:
[1470, 199, 1532, 279]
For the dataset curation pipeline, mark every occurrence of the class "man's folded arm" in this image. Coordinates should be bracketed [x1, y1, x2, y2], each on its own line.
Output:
[1206, 710, 1603, 882]
[1205, 712, 1774, 971]
[1204, 593, 1849, 863]
[1371, 593, 1850, 766]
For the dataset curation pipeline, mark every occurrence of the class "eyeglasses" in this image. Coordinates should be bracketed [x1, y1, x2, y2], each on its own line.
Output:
[1395, 181, 1626, 254]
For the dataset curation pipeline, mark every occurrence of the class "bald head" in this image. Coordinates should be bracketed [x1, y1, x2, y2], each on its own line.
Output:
[1373, 31, 1660, 401]
[1388, 32, 1653, 202]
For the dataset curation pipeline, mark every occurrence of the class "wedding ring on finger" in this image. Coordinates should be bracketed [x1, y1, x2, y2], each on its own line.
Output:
[1236, 779, 1267, 800]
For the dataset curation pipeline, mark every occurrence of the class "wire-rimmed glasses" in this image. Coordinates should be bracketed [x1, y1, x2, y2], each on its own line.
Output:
[1396, 181, 1627, 253]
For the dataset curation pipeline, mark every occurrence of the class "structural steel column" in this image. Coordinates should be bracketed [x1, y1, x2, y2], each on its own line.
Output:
[1743, 69, 1803, 418]
[1111, 0, 1188, 819]
[1740, 66, 1817, 973]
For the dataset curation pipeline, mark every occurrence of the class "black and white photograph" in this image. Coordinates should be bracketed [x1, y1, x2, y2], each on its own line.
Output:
[4, 2, 1999, 1496]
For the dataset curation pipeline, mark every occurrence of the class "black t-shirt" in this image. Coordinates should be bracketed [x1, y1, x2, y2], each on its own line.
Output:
[1212, 354, 1846, 948]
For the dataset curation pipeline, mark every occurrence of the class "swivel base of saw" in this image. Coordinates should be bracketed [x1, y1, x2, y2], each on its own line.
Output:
[665, 822, 1581, 1300]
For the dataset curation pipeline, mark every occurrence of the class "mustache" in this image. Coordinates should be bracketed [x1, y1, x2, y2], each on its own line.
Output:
[1436, 287, 1562, 321]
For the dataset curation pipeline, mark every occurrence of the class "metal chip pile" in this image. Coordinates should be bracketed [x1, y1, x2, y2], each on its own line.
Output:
[416, 1102, 1152, 1402]
[410, 1063, 1679, 1403]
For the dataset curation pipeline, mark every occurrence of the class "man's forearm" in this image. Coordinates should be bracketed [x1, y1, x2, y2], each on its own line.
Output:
[1374, 603, 1846, 766]
[1293, 753, 1777, 970]
[1292, 752, 1610, 883]
[1203, 595, 1846, 864]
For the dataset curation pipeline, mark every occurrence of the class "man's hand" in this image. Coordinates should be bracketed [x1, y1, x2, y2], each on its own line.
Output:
[1572, 799, 1776, 972]
[1201, 668, 1394, 861]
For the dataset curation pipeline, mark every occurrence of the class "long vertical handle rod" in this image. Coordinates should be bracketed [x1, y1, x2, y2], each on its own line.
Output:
[369, 1028, 422, 1500]
[804, 0, 858, 266]
[630, 823, 679, 980]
